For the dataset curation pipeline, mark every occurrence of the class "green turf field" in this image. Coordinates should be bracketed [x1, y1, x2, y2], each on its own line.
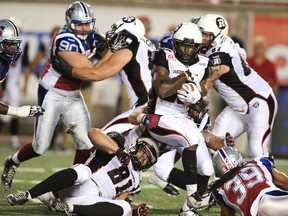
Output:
[1, 146, 288, 216]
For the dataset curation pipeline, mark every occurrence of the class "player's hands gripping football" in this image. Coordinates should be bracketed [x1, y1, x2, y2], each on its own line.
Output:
[116, 148, 130, 166]
[177, 83, 202, 105]
[51, 55, 72, 78]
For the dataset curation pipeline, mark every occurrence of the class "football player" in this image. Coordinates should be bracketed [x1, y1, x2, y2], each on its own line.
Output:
[1, 1, 103, 191]
[6, 128, 158, 216]
[211, 146, 288, 216]
[51, 15, 156, 135]
[143, 22, 214, 215]
[0, 18, 44, 118]
[197, 14, 278, 158]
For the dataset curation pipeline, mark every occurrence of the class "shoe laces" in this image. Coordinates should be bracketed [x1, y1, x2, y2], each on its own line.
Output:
[4, 158, 18, 182]
[14, 190, 28, 201]
[50, 199, 70, 215]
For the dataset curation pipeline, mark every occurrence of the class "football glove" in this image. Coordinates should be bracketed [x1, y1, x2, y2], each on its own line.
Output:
[137, 113, 160, 129]
[132, 203, 149, 216]
[116, 148, 130, 166]
[177, 83, 201, 105]
[224, 132, 235, 147]
[28, 106, 45, 117]
[51, 55, 72, 78]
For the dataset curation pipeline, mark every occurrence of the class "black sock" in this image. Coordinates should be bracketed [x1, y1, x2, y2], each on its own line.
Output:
[73, 202, 123, 216]
[197, 174, 210, 196]
[167, 167, 186, 190]
[182, 149, 197, 185]
[29, 168, 77, 198]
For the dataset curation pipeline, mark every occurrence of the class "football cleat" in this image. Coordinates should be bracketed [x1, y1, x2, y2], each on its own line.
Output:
[49, 199, 71, 216]
[2, 155, 19, 190]
[187, 191, 203, 209]
[7, 190, 29, 206]
[37, 192, 55, 206]
[148, 172, 179, 196]
[163, 183, 179, 196]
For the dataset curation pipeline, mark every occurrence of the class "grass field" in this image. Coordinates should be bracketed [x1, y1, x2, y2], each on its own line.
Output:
[1, 145, 288, 216]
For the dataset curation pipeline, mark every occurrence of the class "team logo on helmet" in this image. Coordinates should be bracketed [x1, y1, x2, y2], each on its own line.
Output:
[122, 16, 136, 23]
[66, 7, 74, 18]
[0, 26, 5, 36]
[216, 17, 226, 30]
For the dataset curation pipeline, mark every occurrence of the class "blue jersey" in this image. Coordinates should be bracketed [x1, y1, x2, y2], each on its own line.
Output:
[40, 25, 96, 95]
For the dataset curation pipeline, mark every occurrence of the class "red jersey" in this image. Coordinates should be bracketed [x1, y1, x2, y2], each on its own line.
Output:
[214, 158, 281, 216]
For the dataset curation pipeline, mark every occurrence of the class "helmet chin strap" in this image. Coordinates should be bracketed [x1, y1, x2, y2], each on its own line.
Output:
[211, 30, 221, 47]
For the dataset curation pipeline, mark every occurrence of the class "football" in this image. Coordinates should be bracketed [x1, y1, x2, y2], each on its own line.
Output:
[178, 82, 197, 93]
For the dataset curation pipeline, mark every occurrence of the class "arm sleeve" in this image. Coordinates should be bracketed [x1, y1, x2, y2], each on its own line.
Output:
[150, 49, 169, 70]
[209, 52, 231, 67]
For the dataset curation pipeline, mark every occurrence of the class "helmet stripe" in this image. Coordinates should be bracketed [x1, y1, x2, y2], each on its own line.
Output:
[218, 148, 234, 169]
[79, 1, 88, 17]
[5, 19, 19, 37]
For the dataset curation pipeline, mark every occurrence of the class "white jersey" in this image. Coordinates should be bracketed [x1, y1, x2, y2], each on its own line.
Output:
[150, 48, 209, 115]
[206, 38, 273, 114]
[117, 30, 156, 108]
[39, 26, 92, 97]
[91, 156, 141, 199]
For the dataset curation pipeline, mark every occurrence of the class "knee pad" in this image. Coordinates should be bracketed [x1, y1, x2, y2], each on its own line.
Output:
[197, 159, 214, 176]
[153, 165, 173, 181]
[73, 164, 91, 185]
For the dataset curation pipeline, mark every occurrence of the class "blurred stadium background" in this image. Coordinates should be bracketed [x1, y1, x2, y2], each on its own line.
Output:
[0, 1, 287, 158]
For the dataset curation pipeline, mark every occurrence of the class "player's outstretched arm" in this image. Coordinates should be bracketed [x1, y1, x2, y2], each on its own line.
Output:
[0, 102, 44, 117]
[88, 128, 130, 166]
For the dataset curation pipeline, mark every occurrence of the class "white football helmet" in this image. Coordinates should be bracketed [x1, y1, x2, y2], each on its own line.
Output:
[0, 19, 22, 62]
[111, 16, 145, 37]
[65, 1, 96, 40]
[212, 146, 243, 177]
[197, 14, 228, 48]
[172, 22, 202, 65]
[129, 137, 159, 172]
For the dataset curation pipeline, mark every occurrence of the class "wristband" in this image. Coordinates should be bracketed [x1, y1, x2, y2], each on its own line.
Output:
[184, 71, 189, 79]
[7, 106, 30, 117]
[184, 70, 191, 79]
[7, 106, 17, 116]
